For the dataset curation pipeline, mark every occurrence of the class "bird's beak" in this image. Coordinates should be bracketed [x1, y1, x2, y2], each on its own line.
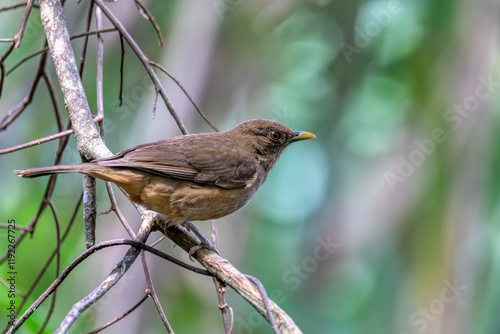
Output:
[290, 131, 316, 142]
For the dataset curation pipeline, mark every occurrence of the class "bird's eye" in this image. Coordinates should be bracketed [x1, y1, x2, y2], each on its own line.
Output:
[269, 131, 282, 141]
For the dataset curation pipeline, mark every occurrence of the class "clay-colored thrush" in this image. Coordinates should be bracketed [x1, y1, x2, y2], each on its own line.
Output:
[15, 119, 315, 250]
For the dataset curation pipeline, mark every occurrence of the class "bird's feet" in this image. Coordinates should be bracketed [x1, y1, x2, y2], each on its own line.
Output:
[183, 220, 221, 261]
[188, 241, 220, 261]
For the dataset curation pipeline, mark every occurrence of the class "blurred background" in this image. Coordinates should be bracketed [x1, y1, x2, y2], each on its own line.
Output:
[1, 0, 500, 333]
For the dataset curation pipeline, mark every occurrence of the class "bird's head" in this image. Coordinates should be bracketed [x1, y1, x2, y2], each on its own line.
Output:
[233, 119, 316, 171]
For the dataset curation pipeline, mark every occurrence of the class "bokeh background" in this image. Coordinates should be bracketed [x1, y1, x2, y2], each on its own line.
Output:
[1, 0, 500, 333]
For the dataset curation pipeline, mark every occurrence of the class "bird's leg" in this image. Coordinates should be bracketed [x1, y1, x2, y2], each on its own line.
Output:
[183, 220, 220, 260]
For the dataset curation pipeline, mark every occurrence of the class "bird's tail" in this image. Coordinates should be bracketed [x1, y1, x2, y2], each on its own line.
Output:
[15, 164, 104, 178]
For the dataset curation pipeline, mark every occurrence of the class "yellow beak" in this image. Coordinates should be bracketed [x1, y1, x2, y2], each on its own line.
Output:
[290, 131, 316, 142]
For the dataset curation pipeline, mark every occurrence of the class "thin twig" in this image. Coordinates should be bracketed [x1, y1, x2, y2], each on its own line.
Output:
[0, 277, 26, 297]
[8, 237, 211, 333]
[5, 49, 45, 76]
[72, 27, 117, 39]
[152, 87, 159, 119]
[40, 0, 111, 161]
[42, 71, 64, 132]
[93, 0, 189, 135]
[0, 1, 37, 12]
[150, 235, 167, 247]
[211, 219, 233, 333]
[13, 0, 35, 48]
[133, 0, 165, 47]
[105, 182, 136, 238]
[141, 252, 174, 333]
[0, 62, 5, 97]
[0, 47, 47, 131]
[84, 294, 149, 334]
[245, 275, 279, 334]
[0, 116, 77, 264]
[6, 28, 117, 76]
[79, 2, 94, 76]
[118, 33, 124, 106]
[0, 83, 37, 130]
[37, 199, 62, 334]
[149, 61, 219, 132]
[0, 194, 83, 334]
[96, 6, 105, 120]
[0, 115, 102, 156]
[0, 39, 15, 63]
[0, 224, 31, 231]
[164, 224, 302, 333]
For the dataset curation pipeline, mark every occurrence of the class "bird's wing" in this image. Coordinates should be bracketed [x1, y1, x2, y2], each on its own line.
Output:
[182, 136, 257, 189]
[93, 134, 256, 189]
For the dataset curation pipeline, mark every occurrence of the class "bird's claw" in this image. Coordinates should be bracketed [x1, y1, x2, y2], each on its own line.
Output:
[188, 240, 221, 261]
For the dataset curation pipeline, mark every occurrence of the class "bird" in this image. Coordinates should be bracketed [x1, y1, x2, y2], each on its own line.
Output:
[15, 119, 315, 254]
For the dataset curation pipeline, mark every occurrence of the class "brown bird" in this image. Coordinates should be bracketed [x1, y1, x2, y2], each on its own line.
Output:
[16, 119, 315, 253]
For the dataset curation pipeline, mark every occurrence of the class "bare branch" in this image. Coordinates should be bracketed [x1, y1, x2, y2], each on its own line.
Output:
[133, 0, 165, 47]
[54, 221, 153, 334]
[79, 2, 94, 76]
[84, 294, 149, 334]
[0, 48, 47, 131]
[141, 252, 174, 333]
[164, 224, 303, 333]
[13, 0, 35, 48]
[37, 199, 62, 334]
[95, 7, 105, 120]
[83, 175, 97, 248]
[42, 71, 64, 131]
[1, 195, 82, 334]
[0, 115, 102, 156]
[246, 274, 279, 334]
[150, 61, 219, 132]
[105, 182, 136, 238]
[211, 220, 233, 333]
[93, 0, 188, 135]
[0, 118, 75, 264]
[118, 33, 124, 106]
[81, 4, 106, 249]
[0, 1, 37, 12]
[6, 28, 117, 77]
[150, 235, 166, 247]
[152, 86, 159, 119]
[40, 0, 111, 160]
[0, 63, 5, 97]
[7, 237, 211, 333]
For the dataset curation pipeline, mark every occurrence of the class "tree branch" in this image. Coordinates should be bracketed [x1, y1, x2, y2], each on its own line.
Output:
[7, 236, 211, 333]
[54, 221, 153, 333]
[163, 224, 302, 333]
[40, 0, 110, 160]
[84, 294, 149, 334]
[92, 0, 188, 135]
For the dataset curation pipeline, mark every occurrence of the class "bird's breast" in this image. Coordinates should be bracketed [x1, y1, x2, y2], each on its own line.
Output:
[135, 172, 264, 224]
